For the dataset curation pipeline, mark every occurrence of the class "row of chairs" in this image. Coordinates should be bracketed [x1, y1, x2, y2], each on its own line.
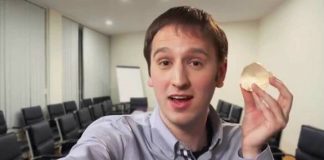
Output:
[0, 96, 114, 160]
[1, 109, 75, 160]
[216, 99, 243, 123]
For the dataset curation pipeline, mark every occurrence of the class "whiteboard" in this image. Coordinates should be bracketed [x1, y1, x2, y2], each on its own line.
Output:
[116, 66, 145, 102]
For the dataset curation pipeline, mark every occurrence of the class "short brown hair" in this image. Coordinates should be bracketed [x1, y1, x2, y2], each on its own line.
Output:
[143, 6, 228, 75]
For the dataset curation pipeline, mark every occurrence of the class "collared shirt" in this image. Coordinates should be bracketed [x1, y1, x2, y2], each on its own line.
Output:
[61, 106, 273, 160]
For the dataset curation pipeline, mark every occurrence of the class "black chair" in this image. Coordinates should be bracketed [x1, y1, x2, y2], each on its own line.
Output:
[56, 114, 81, 141]
[47, 103, 66, 142]
[63, 101, 78, 114]
[93, 96, 111, 104]
[21, 106, 44, 126]
[216, 99, 232, 119]
[75, 108, 93, 132]
[47, 103, 65, 120]
[0, 110, 29, 153]
[130, 97, 148, 113]
[80, 98, 93, 108]
[0, 133, 23, 160]
[26, 121, 74, 159]
[295, 125, 324, 160]
[226, 105, 243, 123]
[0, 110, 7, 135]
[270, 131, 284, 160]
[102, 100, 115, 115]
[90, 103, 104, 120]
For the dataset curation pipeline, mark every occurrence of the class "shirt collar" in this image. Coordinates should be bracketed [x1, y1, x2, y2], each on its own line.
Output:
[150, 106, 178, 154]
[149, 105, 224, 152]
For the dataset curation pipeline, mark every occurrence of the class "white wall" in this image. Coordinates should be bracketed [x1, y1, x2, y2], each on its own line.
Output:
[110, 32, 156, 108]
[110, 21, 259, 110]
[83, 27, 110, 99]
[258, 0, 324, 154]
[211, 21, 259, 107]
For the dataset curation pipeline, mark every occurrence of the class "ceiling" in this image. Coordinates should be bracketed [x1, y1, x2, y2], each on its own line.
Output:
[28, 0, 284, 35]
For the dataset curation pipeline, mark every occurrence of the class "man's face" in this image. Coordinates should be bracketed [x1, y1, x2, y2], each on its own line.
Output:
[148, 25, 226, 127]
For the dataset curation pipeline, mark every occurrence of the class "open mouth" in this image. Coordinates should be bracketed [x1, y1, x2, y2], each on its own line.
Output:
[168, 95, 193, 101]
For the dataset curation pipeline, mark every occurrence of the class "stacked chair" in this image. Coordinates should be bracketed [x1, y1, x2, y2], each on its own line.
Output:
[216, 99, 243, 123]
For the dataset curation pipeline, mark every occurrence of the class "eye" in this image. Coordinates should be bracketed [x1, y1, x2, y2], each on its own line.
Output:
[188, 59, 203, 69]
[158, 59, 172, 69]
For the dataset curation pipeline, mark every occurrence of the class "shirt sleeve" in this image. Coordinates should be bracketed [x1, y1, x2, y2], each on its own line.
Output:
[59, 138, 112, 160]
[237, 145, 274, 160]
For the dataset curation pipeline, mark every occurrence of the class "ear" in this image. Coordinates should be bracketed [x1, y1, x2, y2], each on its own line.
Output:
[215, 60, 227, 88]
[147, 77, 153, 87]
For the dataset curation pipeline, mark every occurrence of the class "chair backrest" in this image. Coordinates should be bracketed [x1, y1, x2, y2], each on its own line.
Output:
[296, 125, 324, 160]
[130, 97, 148, 113]
[47, 103, 65, 120]
[76, 108, 93, 129]
[57, 114, 80, 140]
[0, 133, 22, 160]
[81, 98, 93, 108]
[90, 103, 104, 120]
[63, 101, 78, 114]
[21, 106, 44, 126]
[0, 110, 8, 134]
[102, 100, 114, 115]
[229, 105, 243, 123]
[216, 100, 232, 119]
[27, 121, 55, 156]
[93, 96, 111, 104]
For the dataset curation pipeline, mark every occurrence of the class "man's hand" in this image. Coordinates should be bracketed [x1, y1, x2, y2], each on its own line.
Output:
[240, 76, 293, 158]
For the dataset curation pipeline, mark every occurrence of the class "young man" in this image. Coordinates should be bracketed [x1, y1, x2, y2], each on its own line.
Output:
[62, 6, 293, 160]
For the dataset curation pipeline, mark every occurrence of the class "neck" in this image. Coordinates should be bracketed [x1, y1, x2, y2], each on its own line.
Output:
[161, 112, 209, 151]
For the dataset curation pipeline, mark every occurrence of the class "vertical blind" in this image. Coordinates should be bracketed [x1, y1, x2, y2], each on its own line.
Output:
[62, 17, 79, 104]
[0, 0, 46, 126]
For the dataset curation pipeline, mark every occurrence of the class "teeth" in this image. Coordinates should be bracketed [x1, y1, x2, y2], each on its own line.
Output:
[171, 96, 189, 99]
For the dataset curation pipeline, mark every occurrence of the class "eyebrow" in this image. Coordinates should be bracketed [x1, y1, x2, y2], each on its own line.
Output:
[152, 47, 170, 58]
[152, 47, 210, 58]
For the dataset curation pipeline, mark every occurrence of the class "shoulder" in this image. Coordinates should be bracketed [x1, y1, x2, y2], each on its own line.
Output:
[64, 113, 152, 159]
[82, 112, 152, 140]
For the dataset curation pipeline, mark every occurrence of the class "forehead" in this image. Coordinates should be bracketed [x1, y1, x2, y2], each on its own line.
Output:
[153, 24, 205, 42]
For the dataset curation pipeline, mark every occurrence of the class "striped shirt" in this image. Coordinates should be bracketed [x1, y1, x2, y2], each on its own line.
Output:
[61, 106, 273, 160]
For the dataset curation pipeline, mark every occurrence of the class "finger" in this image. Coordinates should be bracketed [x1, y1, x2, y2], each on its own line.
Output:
[269, 76, 293, 116]
[240, 86, 256, 112]
[252, 83, 287, 124]
[251, 89, 266, 109]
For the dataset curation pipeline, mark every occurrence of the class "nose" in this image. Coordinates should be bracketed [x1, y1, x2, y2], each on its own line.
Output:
[171, 63, 190, 89]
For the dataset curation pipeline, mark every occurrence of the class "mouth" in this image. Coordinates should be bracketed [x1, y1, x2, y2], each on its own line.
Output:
[167, 94, 193, 109]
[168, 95, 193, 101]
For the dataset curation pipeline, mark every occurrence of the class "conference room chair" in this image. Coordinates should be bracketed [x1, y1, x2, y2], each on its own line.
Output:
[271, 125, 324, 160]
[225, 105, 243, 123]
[56, 113, 81, 141]
[90, 103, 105, 120]
[1, 110, 29, 154]
[25, 121, 74, 159]
[93, 96, 111, 104]
[295, 125, 324, 160]
[80, 98, 93, 108]
[47, 103, 67, 142]
[0, 132, 23, 160]
[216, 99, 232, 119]
[21, 106, 45, 126]
[130, 97, 148, 114]
[47, 103, 65, 120]
[0, 110, 7, 135]
[75, 108, 93, 133]
[102, 100, 117, 115]
[63, 101, 78, 114]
